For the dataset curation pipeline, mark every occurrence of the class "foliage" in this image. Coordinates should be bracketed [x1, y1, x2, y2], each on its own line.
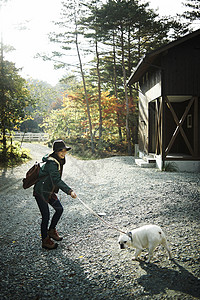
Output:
[0, 140, 31, 167]
[0, 51, 34, 160]
[48, 0, 96, 153]
[42, 0, 190, 155]
[41, 79, 136, 156]
[63, 135, 128, 160]
[20, 119, 40, 133]
[0, 59, 31, 130]
[182, 0, 200, 21]
[20, 79, 71, 133]
[1, 0, 197, 163]
[26, 79, 63, 114]
[1, 0, 193, 160]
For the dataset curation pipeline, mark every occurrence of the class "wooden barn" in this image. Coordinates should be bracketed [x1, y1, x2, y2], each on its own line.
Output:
[127, 29, 200, 172]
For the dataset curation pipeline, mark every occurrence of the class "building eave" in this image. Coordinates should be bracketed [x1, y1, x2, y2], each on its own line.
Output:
[127, 28, 200, 86]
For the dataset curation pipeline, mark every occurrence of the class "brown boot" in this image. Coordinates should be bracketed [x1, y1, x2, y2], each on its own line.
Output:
[42, 236, 58, 250]
[48, 228, 63, 241]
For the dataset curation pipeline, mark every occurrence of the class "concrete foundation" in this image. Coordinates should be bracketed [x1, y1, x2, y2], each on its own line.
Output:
[138, 151, 200, 172]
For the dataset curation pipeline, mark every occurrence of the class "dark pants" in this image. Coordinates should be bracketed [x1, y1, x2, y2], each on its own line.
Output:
[35, 194, 63, 240]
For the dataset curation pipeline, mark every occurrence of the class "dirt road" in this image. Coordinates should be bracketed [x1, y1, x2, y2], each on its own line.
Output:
[0, 143, 199, 299]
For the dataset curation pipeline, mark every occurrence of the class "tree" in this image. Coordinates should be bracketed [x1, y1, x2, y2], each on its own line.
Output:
[90, 0, 189, 153]
[40, 0, 190, 155]
[80, 0, 105, 142]
[41, 82, 128, 150]
[92, 0, 161, 154]
[182, 0, 200, 21]
[20, 79, 63, 133]
[0, 44, 31, 159]
[48, 0, 95, 153]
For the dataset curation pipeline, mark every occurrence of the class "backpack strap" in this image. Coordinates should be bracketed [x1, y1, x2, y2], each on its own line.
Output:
[47, 157, 61, 171]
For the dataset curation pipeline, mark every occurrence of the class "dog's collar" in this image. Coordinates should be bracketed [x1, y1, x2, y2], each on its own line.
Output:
[127, 232, 133, 242]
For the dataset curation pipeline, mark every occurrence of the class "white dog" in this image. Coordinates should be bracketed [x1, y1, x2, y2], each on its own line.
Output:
[118, 224, 172, 262]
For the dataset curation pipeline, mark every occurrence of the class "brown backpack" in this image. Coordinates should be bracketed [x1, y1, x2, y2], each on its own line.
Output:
[22, 162, 42, 189]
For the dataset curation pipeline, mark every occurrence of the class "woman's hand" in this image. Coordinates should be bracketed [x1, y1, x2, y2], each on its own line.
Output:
[70, 191, 77, 198]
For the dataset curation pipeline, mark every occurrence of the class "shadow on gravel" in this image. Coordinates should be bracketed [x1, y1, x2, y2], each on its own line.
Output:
[0, 166, 15, 179]
[0, 245, 103, 299]
[137, 260, 200, 298]
[0, 166, 22, 192]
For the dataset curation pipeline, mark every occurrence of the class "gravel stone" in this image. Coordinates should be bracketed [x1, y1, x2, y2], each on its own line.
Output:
[0, 142, 200, 299]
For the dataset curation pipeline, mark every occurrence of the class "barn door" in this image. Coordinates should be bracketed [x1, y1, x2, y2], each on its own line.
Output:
[149, 98, 162, 155]
[164, 96, 198, 158]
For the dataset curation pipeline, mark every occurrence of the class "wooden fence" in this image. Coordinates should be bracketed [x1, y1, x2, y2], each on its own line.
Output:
[11, 132, 49, 142]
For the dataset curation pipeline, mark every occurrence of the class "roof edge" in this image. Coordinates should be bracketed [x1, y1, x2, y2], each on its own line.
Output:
[127, 28, 200, 85]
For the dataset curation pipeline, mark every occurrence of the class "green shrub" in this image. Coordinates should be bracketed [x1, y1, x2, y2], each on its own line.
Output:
[0, 141, 31, 167]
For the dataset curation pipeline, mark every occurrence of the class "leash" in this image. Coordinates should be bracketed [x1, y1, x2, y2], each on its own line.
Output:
[76, 196, 126, 235]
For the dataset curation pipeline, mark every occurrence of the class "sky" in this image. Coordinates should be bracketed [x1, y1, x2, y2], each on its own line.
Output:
[0, 0, 197, 86]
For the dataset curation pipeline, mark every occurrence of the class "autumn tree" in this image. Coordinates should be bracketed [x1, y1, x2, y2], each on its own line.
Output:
[47, 0, 95, 153]
[41, 79, 128, 152]
[40, 0, 191, 155]
[80, 0, 106, 142]
[90, 0, 162, 153]
[89, 0, 188, 153]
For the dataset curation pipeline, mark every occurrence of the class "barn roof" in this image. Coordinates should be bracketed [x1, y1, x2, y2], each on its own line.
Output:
[127, 29, 200, 85]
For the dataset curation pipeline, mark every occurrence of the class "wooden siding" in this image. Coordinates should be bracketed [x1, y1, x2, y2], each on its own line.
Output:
[138, 92, 148, 153]
[137, 35, 200, 159]
[138, 69, 162, 152]
[162, 35, 200, 96]
[139, 69, 162, 100]
[149, 98, 162, 155]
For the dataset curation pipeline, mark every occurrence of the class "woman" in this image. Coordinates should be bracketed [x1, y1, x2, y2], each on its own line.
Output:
[33, 139, 77, 250]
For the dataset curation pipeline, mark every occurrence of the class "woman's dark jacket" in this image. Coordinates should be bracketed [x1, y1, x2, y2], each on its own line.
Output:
[33, 154, 72, 202]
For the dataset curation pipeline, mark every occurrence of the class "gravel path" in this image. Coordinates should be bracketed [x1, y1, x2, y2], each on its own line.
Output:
[0, 142, 200, 300]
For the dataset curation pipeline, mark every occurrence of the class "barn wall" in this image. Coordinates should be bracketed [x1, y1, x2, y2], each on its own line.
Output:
[138, 69, 162, 153]
[138, 91, 148, 153]
[140, 69, 162, 101]
[162, 35, 200, 96]
[134, 32, 200, 164]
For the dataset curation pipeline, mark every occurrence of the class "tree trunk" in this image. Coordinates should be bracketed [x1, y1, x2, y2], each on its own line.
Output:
[75, 29, 95, 154]
[0, 34, 7, 159]
[120, 26, 132, 155]
[95, 39, 103, 140]
[112, 31, 122, 142]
